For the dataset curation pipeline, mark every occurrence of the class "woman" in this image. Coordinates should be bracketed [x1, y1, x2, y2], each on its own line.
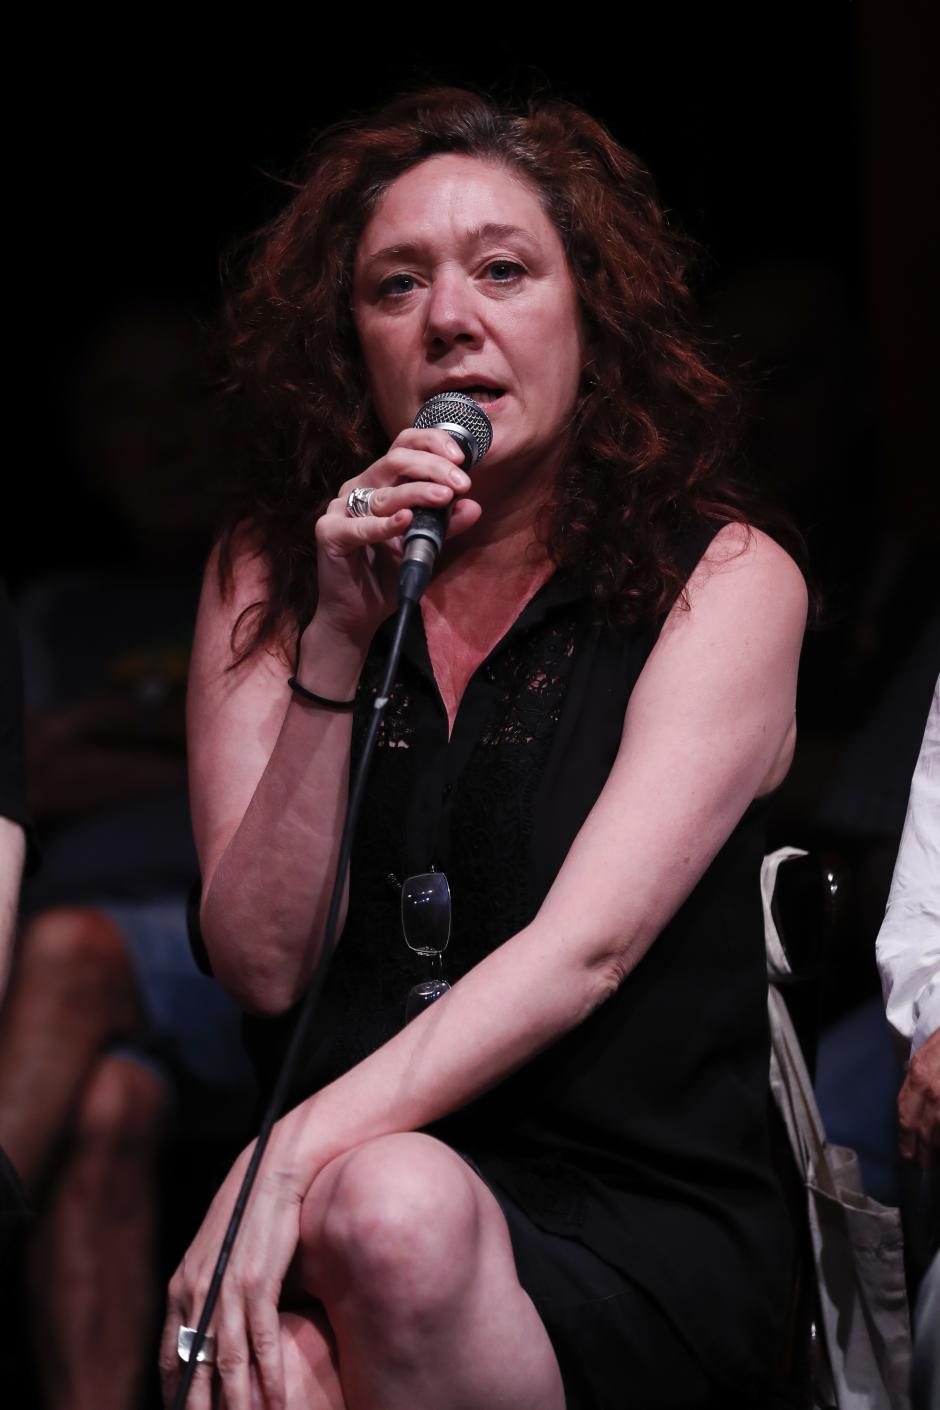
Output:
[161, 90, 807, 1410]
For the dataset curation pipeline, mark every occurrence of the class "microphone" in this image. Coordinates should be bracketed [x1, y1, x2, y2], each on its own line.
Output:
[397, 392, 493, 604]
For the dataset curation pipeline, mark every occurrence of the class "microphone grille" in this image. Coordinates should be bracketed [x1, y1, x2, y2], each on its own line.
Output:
[413, 392, 493, 463]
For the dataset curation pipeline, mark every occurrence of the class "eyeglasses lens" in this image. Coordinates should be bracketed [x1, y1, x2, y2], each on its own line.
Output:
[401, 872, 451, 956]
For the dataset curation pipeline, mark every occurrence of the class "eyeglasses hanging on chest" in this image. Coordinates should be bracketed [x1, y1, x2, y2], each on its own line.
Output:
[400, 870, 452, 1022]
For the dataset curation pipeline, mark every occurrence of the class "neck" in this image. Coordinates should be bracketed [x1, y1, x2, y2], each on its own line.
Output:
[437, 445, 562, 578]
[428, 520, 553, 634]
[438, 520, 549, 585]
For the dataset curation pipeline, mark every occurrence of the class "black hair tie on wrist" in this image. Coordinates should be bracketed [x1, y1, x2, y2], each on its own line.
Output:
[287, 676, 356, 710]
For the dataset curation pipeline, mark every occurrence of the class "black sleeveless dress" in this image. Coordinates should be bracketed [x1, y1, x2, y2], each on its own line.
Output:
[245, 524, 796, 1402]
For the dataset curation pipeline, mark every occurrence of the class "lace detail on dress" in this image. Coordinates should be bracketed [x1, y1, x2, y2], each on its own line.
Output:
[355, 662, 415, 752]
[480, 618, 576, 747]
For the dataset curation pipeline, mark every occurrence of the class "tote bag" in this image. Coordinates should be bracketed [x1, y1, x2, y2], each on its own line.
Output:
[763, 848, 913, 1410]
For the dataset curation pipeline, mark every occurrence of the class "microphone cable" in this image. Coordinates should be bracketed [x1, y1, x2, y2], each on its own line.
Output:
[173, 596, 415, 1409]
[174, 391, 491, 1405]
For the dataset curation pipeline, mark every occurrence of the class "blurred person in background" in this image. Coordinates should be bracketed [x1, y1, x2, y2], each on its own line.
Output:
[712, 257, 939, 1212]
[0, 582, 30, 1265]
[0, 306, 254, 1410]
[876, 672, 939, 1410]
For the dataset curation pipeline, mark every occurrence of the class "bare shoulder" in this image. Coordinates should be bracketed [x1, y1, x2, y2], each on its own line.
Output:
[188, 528, 291, 875]
[197, 524, 272, 641]
[191, 525, 284, 691]
[695, 522, 805, 601]
[660, 523, 807, 648]
[632, 522, 806, 730]
[620, 524, 804, 802]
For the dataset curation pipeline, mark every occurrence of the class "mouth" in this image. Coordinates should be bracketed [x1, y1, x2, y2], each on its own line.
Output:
[464, 385, 505, 405]
[428, 383, 506, 406]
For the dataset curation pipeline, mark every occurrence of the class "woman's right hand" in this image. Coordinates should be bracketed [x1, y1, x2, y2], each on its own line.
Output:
[308, 427, 482, 651]
[160, 1139, 307, 1410]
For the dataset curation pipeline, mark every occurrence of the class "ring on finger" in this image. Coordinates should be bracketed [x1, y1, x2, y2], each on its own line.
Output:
[177, 1325, 217, 1365]
[346, 486, 377, 518]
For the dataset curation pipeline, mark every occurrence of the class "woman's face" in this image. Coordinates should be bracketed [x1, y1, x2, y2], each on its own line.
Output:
[352, 154, 585, 481]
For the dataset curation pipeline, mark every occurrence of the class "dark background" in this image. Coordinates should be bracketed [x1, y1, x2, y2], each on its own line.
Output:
[14, 3, 936, 587]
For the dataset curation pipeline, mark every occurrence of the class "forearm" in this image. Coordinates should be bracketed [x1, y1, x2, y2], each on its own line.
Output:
[199, 618, 369, 1011]
[0, 819, 25, 1000]
[191, 449, 477, 1016]
[264, 917, 614, 1187]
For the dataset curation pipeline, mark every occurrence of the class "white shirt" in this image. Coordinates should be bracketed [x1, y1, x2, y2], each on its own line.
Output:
[876, 675, 940, 1055]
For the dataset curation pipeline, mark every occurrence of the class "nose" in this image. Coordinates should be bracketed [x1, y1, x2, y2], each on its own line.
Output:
[424, 267, 484, 353]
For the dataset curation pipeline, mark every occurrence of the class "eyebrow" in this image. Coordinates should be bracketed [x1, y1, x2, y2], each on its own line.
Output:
[361, 223, 540, 269]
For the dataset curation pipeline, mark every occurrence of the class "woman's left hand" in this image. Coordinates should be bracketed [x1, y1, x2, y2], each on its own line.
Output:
[159, 1140, 307, 1410]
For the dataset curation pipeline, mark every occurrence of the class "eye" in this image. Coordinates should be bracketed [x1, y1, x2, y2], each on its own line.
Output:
[378, 272, 418, 298]
[484, 259, 525, 284]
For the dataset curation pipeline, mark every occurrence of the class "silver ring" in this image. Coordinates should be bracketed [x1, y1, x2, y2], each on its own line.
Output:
[346, 486, 377, 518]
[177, 1325, 217, 1365]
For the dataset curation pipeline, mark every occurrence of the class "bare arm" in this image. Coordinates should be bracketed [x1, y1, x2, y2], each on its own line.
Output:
[0, 817, 25, 1000]
[268, 525, 807, 1173]
[169, 525, 806, 1406]
[189, 430, 479, 1009]
[187, 539, 366, 1010]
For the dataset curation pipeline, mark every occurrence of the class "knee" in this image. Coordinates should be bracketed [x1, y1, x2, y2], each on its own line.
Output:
[59, 1057, 168, 1216]
[12, 906, 138, 1023]
[303, 1136, 482, 1325]
[73, 1055, 169, 1160]
[18, 906, 132, 989]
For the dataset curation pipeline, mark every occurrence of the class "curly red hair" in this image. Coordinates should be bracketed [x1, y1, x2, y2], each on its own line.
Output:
[218, 87, 766, 659]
